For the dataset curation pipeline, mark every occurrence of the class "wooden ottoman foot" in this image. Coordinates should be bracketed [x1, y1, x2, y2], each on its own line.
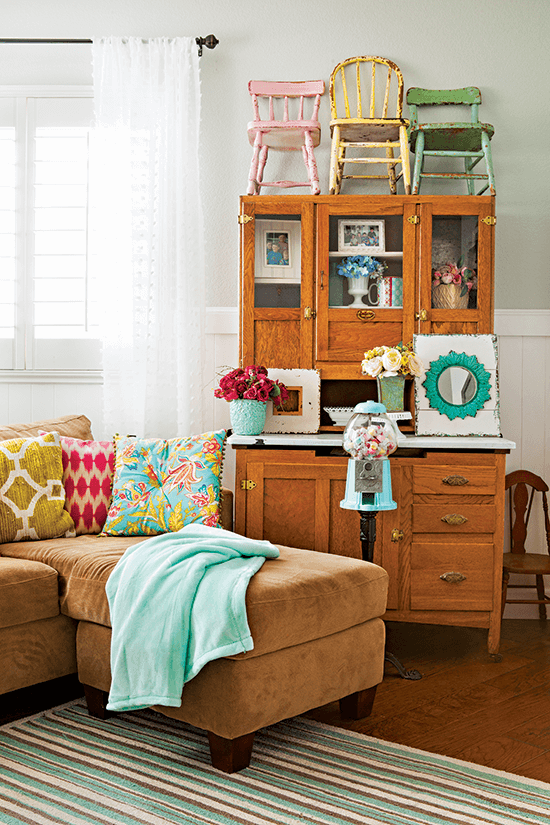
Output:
[339, 685, 378, 720]
[83, 684, 112, 720]
[207, 730, 256, 773]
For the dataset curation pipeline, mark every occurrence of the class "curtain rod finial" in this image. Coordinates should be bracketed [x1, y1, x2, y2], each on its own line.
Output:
[196, 34, 219, 57]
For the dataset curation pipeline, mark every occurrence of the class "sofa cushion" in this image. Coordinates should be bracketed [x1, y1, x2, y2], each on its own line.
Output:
[0, 433, 76, 543]
[39, 433, 115, 536]
[0, 557, 60, 628]
[101, 431, 228, 536]
[0, 414, 94, 442]
[0, 535, 389, 658]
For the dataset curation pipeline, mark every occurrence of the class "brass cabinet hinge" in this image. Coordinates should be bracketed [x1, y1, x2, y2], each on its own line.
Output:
[240, 480, 257, 490]
[238, 214, 253, 224]
[304, 306, 316, 320]
[407, 215, 420, 224]
[415, 309, 428, 321]
[481, 216, 496, 226]
[391, 529, 404, 542]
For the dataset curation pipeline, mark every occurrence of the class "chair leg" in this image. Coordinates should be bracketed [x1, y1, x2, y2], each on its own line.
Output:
[207, 730, 255, 773]
[386, 145, 397, 195]
[247, 132, 263, 196]
[411, 131, 424, 194]
[501, 569, 510, 618]
[399, 126, 411, 195]
[255, 144, 268, 194]
[536, 575, 548, 620]
[481, 130, 496, 195]
[329, 126, 341, 195]
[303, 130, 321, 195]
[464, 156, 476, 196]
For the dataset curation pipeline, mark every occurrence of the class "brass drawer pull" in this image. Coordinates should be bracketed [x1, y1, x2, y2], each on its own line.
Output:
[357, 309, 375, 322]
[440, 572, 467, 584]
[442, 475, 469, 486]
[391, 529, 404, 542]
[441, 513, 468, 525]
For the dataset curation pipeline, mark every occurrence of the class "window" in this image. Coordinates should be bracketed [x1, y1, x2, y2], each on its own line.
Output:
[0, 88, 100, 371]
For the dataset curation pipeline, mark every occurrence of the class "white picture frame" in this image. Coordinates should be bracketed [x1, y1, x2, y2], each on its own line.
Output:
[263, 369, 321, 433]
[413, 334, 501, 437]
[337, 219, 385, 255]
[254, 219, 301, 283]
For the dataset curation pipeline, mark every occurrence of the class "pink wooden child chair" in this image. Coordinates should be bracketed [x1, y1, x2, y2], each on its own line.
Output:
[246, 80, 325, 195]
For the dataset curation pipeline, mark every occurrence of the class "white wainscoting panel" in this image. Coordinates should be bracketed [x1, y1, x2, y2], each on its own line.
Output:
[1, 308, 549, 618]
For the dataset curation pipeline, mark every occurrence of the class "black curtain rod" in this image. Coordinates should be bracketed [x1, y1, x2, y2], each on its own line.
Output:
[0, 35, 219, 56]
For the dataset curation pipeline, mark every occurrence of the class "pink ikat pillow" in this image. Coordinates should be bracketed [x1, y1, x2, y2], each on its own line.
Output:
[40, 433, 115, 535]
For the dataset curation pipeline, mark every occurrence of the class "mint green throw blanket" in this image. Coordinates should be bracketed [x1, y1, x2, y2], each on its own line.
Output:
[105, 524, 280, 712]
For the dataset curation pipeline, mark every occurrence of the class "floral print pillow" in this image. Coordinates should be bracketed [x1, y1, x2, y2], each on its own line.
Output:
[101, 430, 227, 537]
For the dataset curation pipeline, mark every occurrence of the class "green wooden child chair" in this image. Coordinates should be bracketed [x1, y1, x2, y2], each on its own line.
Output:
[406, 87, 495, 195]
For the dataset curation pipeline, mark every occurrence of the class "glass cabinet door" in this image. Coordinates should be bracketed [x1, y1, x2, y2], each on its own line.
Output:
[418, 198, 495, 335]
[240, 199, 314, 369]
[316, 200, 418, 367]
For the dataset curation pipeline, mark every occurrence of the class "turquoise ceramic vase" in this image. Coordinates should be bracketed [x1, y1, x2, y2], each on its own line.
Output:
[376, 375, 406, 413]
[229, 399, 267, 435]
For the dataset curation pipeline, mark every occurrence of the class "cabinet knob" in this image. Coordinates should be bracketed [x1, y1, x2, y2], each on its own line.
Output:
[441, 513, 468, 525]
[440, 571, 467, 584]
[357, 310, 376, 322]
[391, 529, 404, 542]
[442, 475, 469, 486]
[415, 309, 428, 321]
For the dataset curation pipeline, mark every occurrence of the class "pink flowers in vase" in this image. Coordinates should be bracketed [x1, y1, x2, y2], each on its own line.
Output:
[215, 365, 289, 408]
[432, 261, 476, 297]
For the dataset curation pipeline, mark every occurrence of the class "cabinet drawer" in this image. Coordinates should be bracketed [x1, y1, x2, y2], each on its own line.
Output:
[413, 465, 497, 495]
[413, 503, 495, 533]
[410, 542, 494, 611]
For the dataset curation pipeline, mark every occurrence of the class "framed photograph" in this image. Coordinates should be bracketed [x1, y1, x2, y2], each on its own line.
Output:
[263, 369, 321, 433]
[338, 219, 385, 254]
[413, 334, 501, 437]
[254, 219, 300, 282]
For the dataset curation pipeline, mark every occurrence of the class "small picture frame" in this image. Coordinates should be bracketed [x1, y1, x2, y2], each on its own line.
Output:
[263, 369, 321, 433]
[255, 219, 300, 282]
[338, 219, 385, 254]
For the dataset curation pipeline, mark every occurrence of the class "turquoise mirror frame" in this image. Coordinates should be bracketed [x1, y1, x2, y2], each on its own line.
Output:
[422, 350, 492, 420]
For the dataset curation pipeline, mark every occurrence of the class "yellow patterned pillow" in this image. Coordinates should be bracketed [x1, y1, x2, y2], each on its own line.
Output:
[0, 432, 75, 542]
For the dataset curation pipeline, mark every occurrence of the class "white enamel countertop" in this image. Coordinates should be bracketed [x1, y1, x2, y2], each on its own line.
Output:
[228, 432, 516, 450]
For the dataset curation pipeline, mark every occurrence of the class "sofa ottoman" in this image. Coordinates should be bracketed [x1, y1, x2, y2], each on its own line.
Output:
[69, 540, 388, 772]
[0, 557, 77, 696]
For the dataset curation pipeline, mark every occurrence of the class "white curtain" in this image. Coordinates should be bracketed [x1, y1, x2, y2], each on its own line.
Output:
[91, 37, 205, 438]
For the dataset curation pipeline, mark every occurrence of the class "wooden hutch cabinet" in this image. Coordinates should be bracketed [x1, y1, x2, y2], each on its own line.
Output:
[234, 194, 511, 656]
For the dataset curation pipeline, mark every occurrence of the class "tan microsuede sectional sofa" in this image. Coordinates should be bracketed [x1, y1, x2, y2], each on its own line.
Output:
[0, 414, 389, 772]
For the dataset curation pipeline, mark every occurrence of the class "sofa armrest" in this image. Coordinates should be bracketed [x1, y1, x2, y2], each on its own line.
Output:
[220, 487, 234, 532]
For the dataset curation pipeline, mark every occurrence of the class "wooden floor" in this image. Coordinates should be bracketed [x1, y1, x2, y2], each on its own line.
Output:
[307, 619, 550, 783]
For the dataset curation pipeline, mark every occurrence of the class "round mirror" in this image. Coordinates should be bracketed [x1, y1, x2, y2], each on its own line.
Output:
[437, 366, 477, 405]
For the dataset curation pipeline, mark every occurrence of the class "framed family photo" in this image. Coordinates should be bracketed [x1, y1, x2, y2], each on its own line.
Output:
[254, 219, 300, 282]
[338, 219, 385, 254]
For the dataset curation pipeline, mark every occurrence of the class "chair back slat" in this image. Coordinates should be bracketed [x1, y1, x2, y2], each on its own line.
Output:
[329, 56, 405, 121]
[248, 80, 325, 124]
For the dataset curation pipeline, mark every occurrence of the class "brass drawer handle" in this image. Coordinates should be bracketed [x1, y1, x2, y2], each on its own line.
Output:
[442, 475, 469, 486]
[391, 529, 404, 542]
[441, 513, 468, 525]
[440, 572, 467, 584]
[357, 310, 375, 322]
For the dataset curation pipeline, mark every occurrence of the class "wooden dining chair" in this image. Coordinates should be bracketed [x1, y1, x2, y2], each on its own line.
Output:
[328, 56, 411, 195]
[406, 86, 496, 195]
[246, 80, 325, 195]
[502, 470, 550, 619]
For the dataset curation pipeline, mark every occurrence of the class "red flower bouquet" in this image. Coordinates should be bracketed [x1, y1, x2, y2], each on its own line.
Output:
[215, 365, 289, 408]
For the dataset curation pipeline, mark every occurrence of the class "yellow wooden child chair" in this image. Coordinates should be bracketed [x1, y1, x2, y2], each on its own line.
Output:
[406, 87, 496, 195]
[328, 56, 411, 195]
[246, 80, 325, 195]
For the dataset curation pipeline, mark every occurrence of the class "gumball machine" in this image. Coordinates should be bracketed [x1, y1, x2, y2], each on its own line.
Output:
[340, 400, 421, 680]
[340, 400, 399, 565]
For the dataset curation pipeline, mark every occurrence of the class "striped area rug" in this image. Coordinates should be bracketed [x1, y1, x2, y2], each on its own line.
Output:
[1, 701, 550, 824]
